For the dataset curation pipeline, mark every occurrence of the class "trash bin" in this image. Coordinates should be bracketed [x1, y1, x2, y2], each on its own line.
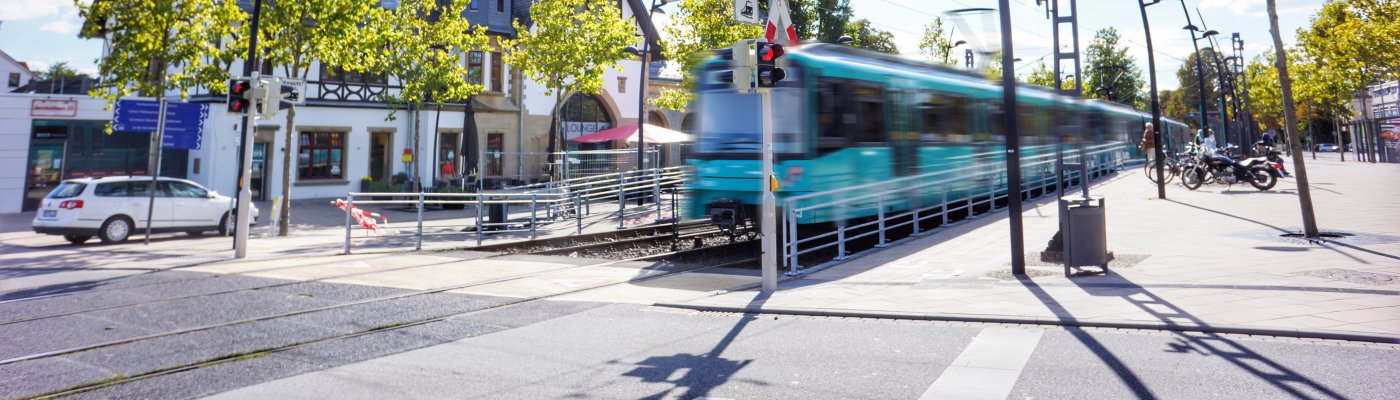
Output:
[1059, 195, 1108, 270]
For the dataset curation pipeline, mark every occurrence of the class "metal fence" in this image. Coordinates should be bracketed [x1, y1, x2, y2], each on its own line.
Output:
[340, 166, 689, 254]
[782, 143, 1128, 276]
[483, 148, 663, 184]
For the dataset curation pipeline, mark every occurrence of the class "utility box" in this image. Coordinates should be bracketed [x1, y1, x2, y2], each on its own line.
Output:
[1059, 195, 1108, 275]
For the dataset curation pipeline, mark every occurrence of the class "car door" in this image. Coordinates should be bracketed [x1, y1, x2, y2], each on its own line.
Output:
[126, 180, 173, 229]
[163, 181, 221, 228]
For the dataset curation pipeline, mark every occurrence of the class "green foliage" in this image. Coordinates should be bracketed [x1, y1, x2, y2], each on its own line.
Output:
[1081, 27, 1144, 106]
[367, 0, 490, 110]
[1173, 50, 1223, 126]
[1027, 61, 1055, 88]
[502, 0, 635, 100]
[653, 0, 762, 112]
[78, 0, 244, 104]
[918, 17, 955, 65]
[256, 0, 375, 81]
[36, 62, 90, 81]
[814, 0, 852, 43]
[1246, 52, 1285, 132]
[842, 19, 897, 54]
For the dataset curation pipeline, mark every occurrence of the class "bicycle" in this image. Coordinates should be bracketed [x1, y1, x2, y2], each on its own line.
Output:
[1143, 144, 1194, 184]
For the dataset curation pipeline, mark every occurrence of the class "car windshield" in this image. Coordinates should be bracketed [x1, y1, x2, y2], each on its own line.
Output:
[47, 182, 86, 199]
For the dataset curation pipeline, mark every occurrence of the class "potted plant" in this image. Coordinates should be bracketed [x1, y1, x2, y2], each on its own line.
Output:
[360, 176, 374, 193]
[435, 183, 467, 210]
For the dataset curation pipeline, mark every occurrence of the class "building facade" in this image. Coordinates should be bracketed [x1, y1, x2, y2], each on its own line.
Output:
[0, 50, 33, 91]
[1, 0, 685, 214]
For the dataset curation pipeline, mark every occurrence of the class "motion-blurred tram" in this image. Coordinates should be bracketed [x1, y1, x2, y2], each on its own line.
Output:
[685, 43, 1190, 227]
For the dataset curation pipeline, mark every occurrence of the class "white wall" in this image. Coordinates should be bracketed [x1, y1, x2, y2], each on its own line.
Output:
[1, 58, 33, 90]
[0, 93, 112, 213]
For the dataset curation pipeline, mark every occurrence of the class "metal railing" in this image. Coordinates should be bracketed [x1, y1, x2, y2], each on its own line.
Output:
[339, 166, 689, 254]
[782, 143, 1129, 276]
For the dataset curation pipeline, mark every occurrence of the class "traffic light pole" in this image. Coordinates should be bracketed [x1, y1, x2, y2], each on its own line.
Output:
[235, 72, 259, 259]
[760, 86, 777, 294]
[234, 0, 262, 258]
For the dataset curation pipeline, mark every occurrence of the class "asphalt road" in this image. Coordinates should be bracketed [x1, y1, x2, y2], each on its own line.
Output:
[2, 262, 1397, 400]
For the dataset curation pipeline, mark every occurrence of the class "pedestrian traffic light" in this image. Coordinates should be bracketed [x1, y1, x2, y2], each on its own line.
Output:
[226, 78, 252, 115]
[730, 39, 755, 91]
[756, 41, 785, 88]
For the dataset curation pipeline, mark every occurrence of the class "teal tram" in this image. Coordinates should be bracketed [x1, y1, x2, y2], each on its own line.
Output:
[686, 44, 1190, 229]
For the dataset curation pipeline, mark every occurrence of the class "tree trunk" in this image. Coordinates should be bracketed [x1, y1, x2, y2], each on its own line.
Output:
[280, 106, 296, 236]
[1266, 0, 1319, 237]
[550, 93, 567, 181]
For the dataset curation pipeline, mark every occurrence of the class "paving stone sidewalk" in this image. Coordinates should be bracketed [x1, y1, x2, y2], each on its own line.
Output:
[666, 153, 1400, 341]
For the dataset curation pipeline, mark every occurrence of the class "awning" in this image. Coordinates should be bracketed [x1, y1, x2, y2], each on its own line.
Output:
[568, 123, 692, 144]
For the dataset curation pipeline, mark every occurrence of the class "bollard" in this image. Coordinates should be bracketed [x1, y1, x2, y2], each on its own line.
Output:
[616, 173, 626, 229]
[575, 192, 582, 234]
[343, 193, 354, 255]
[530, 193, 538, 240]
[876, 198, 887, 247]
[416, 192, 424, 251]
[476, 193, 484, 246]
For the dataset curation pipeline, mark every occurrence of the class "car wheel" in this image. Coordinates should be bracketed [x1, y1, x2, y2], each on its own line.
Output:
[64, 234, 92, 245]
[217, 212, 231, 235]
[98, 216, 133, 244]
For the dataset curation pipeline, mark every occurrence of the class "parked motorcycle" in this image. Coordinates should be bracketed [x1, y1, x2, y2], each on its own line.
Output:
[1181, 146, 1278, 191]
[1253, 141, 1288, 179]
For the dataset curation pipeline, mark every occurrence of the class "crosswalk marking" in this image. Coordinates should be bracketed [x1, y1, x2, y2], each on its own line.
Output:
[920, 327, 1045, 400]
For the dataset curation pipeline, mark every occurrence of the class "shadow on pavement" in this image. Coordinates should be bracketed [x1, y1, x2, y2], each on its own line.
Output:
[623, 292, 770, 399]
[1018, 273, 1347, 399]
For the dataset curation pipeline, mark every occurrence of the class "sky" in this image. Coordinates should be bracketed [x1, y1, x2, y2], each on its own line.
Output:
[0, 0, 1325, 91]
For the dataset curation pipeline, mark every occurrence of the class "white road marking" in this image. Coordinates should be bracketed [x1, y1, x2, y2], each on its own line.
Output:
[920, 327, 1045, 400]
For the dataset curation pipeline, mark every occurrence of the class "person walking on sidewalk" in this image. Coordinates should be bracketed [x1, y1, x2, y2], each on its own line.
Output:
[1201, 129, 1217, 153]
[1139, 122, 1156, 163]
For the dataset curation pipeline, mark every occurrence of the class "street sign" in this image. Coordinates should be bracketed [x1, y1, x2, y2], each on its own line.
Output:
[279, 77, 306, 105]
[160, 102, 209, 150]
[733, 0, 761, 25]
[112, 99, 162, 132]
[112, 99, 209, 150]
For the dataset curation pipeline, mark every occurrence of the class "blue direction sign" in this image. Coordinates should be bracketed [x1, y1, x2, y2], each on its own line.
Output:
[160, 102, 209, 150]
[112, 99, 210, 150]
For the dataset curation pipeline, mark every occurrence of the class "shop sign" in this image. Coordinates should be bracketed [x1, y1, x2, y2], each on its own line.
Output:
[112, 99, 209, 150]
[31, 99, 78, 117]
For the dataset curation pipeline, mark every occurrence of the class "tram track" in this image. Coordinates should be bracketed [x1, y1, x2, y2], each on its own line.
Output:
[15, 241, 760, 399]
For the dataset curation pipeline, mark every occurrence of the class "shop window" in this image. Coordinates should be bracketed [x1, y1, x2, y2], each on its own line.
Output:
[298, 131, 345, 180]
[438, 131, 461, 179]
[487, 133, 504, 176]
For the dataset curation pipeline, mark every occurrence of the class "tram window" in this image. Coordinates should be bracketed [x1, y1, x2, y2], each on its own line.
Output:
[919, 92, 968, 143]
[816, 80, 845, 152]
[851, 83, 884, 144]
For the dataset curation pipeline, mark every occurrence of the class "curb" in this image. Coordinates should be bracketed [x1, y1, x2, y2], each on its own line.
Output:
[652, 302, 1400, 345]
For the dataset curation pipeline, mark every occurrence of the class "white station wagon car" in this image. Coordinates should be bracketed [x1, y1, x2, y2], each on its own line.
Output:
[32, 176, 258, 244]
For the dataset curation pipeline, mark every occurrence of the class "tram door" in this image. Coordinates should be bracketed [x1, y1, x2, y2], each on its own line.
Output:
[889, 87, 918, 177]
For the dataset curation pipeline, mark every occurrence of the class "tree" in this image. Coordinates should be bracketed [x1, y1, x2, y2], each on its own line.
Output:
[36, 61, 90, 81]
[254, 0, 377, 237]
[502, 0, 635, 175]
[1027, 61, 1054, 87]
[842, 19, 897, 54]
[366, 0, 490, 190]
[814, 0, 852, 43]
[78, 0, 243, 104]
[1081, 27, 1144, 106]
[653, 0, 762, 112]
[918, 17, 955, 64]
[1161, 89, 1189, 124]
[1173, 50, 1223, 128]
[1267, 0, 1319, 237]
[1246, 52, 1286, 132]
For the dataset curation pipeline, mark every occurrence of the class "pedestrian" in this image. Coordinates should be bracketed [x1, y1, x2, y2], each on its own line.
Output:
[1201, 129, 1217, 153]
[1139, 122, 1156, 162]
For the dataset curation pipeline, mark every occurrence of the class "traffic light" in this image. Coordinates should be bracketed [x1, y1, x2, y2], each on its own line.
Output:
[227, 78, 252, 115]
[730, 39, 754, 90]
[756, 42, 785, 88]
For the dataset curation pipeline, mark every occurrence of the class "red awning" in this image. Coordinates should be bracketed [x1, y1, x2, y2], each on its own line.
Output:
[568, 124, 692, 144]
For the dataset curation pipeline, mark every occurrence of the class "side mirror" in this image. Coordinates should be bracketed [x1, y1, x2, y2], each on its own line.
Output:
[206, 191, 218, 199]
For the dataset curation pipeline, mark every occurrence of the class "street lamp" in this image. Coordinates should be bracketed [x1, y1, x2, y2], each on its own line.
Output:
[622, 0, 667, 204]
[1139, 0, 1167, 199]
[1201, 45, 1231, 148]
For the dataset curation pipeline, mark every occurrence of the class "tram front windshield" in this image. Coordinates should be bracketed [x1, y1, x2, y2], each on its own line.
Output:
[695, 86, 805, 156]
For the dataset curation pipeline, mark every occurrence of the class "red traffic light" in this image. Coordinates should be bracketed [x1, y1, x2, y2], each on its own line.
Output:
[227, 78, 253, 115]
[759, 43, 784, 62]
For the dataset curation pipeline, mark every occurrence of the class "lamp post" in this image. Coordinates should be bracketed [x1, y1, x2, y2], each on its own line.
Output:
[1138, 0, 1166, 199]
[1183, 22, 1217, 143]
[945, 40, 967, 65]
[1202, 46, 1230, 149]
[622, 0, 667, 183]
